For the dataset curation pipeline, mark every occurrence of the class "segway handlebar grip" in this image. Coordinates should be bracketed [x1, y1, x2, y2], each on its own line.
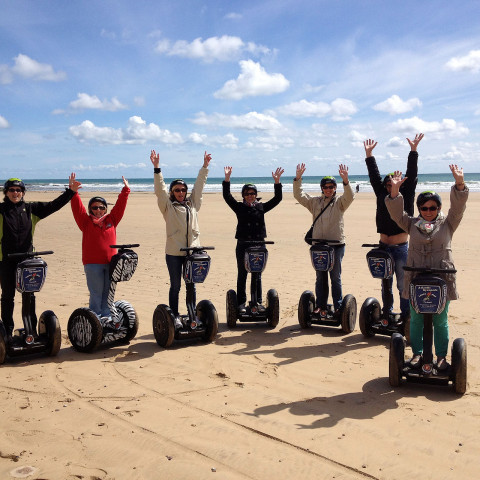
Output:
[403, 266, 457, 274]
[7, 250, 54, 260]
[242, 240, 274, 245]
[110, 244, 140, 249]
[180, 246, 215, 252]
[311, 239, 340, 245]
[362, 243, 380, 248]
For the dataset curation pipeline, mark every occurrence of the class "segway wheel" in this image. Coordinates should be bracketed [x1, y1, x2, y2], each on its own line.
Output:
[298, 291, 314, 329]
[359, 297, 379, 338]
[340, 294, 357, 334]
[40, 310, 61, 356]
[226, 289, 238, 329]
[389, 333, 405, 387]
[266, 289, 280, 329]
[451, 338, 467, 395]
[0, 330, 6, 365]
[197, 300, 219, 343]
[114, 300, 139, 342]
[67, 308, 103, 353]
[152, 304, 175, 348]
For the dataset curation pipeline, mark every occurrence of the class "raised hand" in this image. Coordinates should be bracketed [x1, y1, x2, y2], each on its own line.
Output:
[69, 172, 82, 192]
[449, 164, 465, 190]
[150, 150, 160, 168]
[122, 176, 129, 188]
[389, 170, 407, 198]
[296, 163, 306, 180]
[338, 164, 349, 183]
[364, 139, 377, 157]
[224, 166, 233, 181]
[407, 133, 424, 151]
[272, 167, 284, 184]
[203, 151, 212, 168]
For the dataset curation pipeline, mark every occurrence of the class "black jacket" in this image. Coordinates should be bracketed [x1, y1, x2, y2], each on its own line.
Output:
[0, 188, 75, 261]
[222, 181, 282, 241]
[366, 151, 418, 236]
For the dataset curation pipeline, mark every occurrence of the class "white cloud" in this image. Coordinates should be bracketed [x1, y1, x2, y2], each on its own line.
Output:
[0, 65, 13, 84]
[244, 134, 295, 151]
[390, 116, 469, 138]
[189, 132, 239, 149]
[0, 115, 10, 129]
[74, 162, 147, 171]
[348, 129, 366, 147]
[442, 146, 464, 161]
[373, 95, 422, 115]
[224, 12, 242, 20]
[191, 111, 281, 130]
[68, 93, 128, 112]
[11, 54, 66, 81]
[69, 116, 184, 144]
[214, 60, 289, 100]
[273, 98, 357, 121]
[446, 50, 480, 73]
[386, 136, 403, 147]
[155, 35, 270, 62]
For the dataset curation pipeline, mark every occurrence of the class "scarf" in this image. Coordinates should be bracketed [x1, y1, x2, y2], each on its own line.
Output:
[90, 213, 107, 228]
[243, 199, 259, 207]
[414, 211, 444, 234]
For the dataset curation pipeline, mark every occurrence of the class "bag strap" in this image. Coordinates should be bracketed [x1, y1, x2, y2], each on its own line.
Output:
[310, 199, 332, 229]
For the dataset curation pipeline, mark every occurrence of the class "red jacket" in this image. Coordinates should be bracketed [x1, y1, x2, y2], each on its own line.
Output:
[71, 187, 130, 265]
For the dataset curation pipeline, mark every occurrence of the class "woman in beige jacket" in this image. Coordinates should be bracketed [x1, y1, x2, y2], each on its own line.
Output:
[385, 164, 468, 370]
[150, 150, 211, 321]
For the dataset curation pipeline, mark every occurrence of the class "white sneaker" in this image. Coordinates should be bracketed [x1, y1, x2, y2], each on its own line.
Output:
[174, 317, 183, 329]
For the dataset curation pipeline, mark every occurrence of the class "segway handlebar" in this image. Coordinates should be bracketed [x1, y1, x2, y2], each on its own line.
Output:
[180, 246, 215, 253]
[7, 250, 54, 260]
[310, 239, 341, 245]
[362, 243, 380, 248]
[241, 240, 274, 245]
[110, 244, 140, 249]
[403, 266, 457, 274]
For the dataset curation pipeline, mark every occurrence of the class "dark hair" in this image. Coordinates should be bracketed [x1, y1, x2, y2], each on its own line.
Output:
[4, 178, 26, 195]
[88, 196, 107, 213]
[416, 190, 442, 209]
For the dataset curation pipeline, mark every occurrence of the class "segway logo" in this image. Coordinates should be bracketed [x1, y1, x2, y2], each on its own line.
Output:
[184, 260, 210, 283]
[16, 266, 46, 293]
[411, 284, 446, 314]
[246, 252, 266, 273]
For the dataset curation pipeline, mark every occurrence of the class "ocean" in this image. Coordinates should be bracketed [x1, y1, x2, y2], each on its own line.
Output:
[16, 173, 480, 194]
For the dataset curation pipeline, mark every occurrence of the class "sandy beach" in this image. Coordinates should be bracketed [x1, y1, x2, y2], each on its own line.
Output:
[1, 189, 479, 480]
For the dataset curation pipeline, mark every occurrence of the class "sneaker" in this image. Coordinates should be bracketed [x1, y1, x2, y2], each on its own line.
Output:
[174, 316, 183, 329]
[238, 303, 247, 314]
[436, 356, 449, 371]
[410, 354, 422, 368]
[313, 307, 321, 315]
[257, 304, 266, 313]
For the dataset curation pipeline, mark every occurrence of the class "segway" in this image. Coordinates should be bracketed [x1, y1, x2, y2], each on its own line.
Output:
[0, 250, 61, 364]
[389, 266, 467, 395]
[359, 244, 410, 341]
[67, 244, 140, 353]
[298, 239, 356, 333]
[226, 241, 279, 329]
[153, 246, 218, 348]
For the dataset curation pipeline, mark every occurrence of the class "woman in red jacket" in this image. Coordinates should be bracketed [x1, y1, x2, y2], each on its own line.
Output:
[70, 175, 130, 319]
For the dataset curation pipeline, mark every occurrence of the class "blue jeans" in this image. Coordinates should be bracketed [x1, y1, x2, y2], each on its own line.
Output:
[409, 302, 450, 357]
[381, 242, 410, 317]
[315, 244, 345, 311]
[166, 254, 194, 316]
[84, 264, 111, 317]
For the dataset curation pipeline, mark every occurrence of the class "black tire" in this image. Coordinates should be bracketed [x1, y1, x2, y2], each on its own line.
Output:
[197, 300, 218, 343]
[298, 291, 314, 329]
[0, 330, 6, 365]
[40, 310, 61, 356]
[266, 289, 280, 329]
[340, 294, 357, 334]
[114, 300, 139, 342]
[226, 289, 238, 329]
[389, 333, 405, 387]
[67, 308, 103, 353]
[359, 297, 379, 338]
[152, 304, 175, 348]
[451, 338, 467, 395]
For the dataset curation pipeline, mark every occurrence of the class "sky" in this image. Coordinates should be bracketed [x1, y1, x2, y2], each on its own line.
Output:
[1, 0, 480, 179]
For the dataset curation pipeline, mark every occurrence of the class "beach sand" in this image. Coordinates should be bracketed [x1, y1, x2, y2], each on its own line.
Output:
[1, 190, 479, 480]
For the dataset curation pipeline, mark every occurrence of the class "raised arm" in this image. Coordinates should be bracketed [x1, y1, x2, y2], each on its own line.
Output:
[271, 167, 284, 184]
[364, 139, 383, 195]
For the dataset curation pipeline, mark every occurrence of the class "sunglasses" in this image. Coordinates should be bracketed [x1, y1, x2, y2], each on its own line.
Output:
[322, 185, 335, 190]
[91, 205, 106, 211]
[244, 192, 256, 196]
[420, 206, 439, 212]
[173, 188, 187, 193]
[8, 188, 23, 193]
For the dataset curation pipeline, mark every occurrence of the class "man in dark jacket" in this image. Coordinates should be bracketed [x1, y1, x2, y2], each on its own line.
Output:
[364, 134, 423, 320]
[0, 175, 78, 336]
[223, 166, 283, 312]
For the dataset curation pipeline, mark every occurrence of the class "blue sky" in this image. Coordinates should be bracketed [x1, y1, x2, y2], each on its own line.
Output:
[1, 0, 480, 179]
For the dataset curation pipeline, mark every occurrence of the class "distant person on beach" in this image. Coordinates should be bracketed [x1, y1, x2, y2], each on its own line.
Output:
[223, 166, 284, 313]
[293, 164, 354, 317]
[364, 133, 423, 322]
[70, 175, 130, 319]
[385, 164, 468, 370]
[0, 175, 77, 337]
[151, 150, 211, 325]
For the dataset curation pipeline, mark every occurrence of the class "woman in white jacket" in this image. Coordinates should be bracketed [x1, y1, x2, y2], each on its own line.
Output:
[150, 150, 211, 321]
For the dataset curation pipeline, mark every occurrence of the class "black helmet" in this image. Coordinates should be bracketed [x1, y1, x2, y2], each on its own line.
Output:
[88, 196, 107, 213]
[241, 183, 257, 196]
[169, 179, 188, 192]
[320, 176, 337, 188]
[416, 191, 442, 209]
[4, 178, 25, 194]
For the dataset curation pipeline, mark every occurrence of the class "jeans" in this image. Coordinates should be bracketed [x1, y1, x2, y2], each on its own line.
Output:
[381, 242, 410, 317]
[235, 242, 262, 306]
[315, 244, 345, 311]
[0, 260, 21, 334]
[409, 302, 450, 357]
[84, 264, 111, 317]
[166, 254, 194, 316]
